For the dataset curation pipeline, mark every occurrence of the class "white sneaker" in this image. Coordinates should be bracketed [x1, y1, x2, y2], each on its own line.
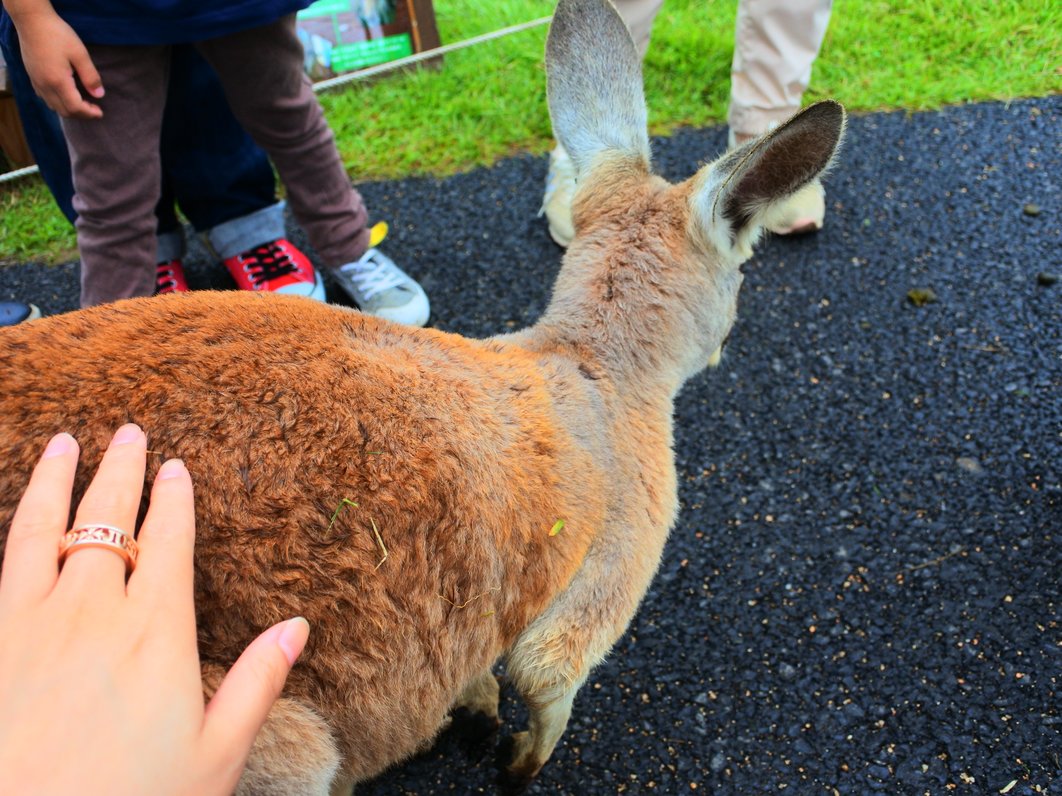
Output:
[539, 144, 577, 247]
[332, 222, 430, 327]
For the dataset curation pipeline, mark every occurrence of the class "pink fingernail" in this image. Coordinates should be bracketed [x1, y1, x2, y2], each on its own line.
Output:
[157, 459, 186, 480]
[111, 424, 142, 446]
[42, 433, 75, 459]
[277, 617, 310, 666]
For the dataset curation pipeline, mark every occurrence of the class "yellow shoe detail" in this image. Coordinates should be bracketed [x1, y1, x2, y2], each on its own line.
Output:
[369, 221, 389, 248]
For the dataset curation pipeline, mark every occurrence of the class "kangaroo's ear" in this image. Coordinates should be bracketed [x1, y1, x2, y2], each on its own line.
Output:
[546, 0, 651, 178]
[690, 100, 846, 261]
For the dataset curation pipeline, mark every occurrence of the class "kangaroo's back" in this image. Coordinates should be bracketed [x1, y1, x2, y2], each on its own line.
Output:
[0, 290, 608, 776]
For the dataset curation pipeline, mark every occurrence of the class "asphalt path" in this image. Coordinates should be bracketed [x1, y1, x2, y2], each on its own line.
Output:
[1, 95, 1059, 794]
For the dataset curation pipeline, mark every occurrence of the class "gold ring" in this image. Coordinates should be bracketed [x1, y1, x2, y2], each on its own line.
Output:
[58, 524, 139, 575]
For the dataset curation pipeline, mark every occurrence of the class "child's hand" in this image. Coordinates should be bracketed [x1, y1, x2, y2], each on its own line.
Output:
[13, 7, 105, 118]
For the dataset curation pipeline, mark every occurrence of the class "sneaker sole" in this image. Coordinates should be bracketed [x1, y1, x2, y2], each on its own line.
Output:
[769, 218, 823, 236]
[368, 288, 430, 327]
[310, 271, 326, 302]
[271, 271, 327, 302]
[548, 222, 574, 248]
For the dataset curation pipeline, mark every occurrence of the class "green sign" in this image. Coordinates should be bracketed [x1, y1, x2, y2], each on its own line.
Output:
[331, 34, 413, 71]
[298, 0, 351, 19]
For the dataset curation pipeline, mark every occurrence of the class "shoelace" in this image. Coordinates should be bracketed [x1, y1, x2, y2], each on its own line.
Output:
[337, 249, 407, 301]
[156, 262, 181, 294]
[239, 242, 300, 287]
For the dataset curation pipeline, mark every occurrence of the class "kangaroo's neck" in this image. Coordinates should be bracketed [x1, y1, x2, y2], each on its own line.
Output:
[523, 248, 700, 399]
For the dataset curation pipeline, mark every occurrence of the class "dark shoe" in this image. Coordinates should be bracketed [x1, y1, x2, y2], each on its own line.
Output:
[0, 301, 42, 327]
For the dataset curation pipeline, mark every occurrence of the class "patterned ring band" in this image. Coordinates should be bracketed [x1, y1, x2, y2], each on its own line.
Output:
[58, 524, 139, 575]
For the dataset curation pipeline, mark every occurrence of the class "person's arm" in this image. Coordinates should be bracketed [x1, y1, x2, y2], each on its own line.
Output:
[2, 0, 104, 117]
[0, 425, 310, 794]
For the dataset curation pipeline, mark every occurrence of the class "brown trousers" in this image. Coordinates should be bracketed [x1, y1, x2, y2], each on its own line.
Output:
[62, 16, 370, 307]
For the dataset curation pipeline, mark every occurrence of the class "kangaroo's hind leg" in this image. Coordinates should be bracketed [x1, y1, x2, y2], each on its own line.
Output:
[449, 667, 503, 755]
[454, 667, 501, 720]
[234, 694, 342, 796]
[202, 664, 342, 796]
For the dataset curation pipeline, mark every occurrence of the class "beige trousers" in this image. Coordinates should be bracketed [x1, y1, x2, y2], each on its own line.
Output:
[614, 0, 833, 137]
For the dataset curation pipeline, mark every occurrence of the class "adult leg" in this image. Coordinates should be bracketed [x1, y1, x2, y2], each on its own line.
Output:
[728, 0, 833, 140]
[61, 44, 170, 307]
[614, 0, 665, 60]
[728, 0, 833, 234]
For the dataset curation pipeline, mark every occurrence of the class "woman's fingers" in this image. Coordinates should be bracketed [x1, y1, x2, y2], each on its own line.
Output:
[127, 459, 197, 643]
[60, 424, 147, 588]
[0, 433, 80, 610]
[201, 618, 309, 775]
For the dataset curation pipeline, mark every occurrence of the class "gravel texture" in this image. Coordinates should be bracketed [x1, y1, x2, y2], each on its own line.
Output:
[2, 96, 1059, 794]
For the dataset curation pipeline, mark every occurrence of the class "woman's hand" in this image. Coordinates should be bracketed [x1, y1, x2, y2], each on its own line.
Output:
[0, 425, 309, 795]
[8, 1, 104, 118]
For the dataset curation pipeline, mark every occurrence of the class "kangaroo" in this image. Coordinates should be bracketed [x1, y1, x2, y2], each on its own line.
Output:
[0, 0, 844, 792]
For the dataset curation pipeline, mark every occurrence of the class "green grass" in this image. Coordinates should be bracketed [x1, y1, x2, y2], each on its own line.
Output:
[1, 0, 1059, 263]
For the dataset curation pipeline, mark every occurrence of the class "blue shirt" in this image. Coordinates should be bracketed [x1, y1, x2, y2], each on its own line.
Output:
[50, 0, 313, 45]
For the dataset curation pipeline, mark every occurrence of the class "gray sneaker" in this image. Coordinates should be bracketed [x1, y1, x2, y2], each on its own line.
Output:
[332, 223, 430, 327]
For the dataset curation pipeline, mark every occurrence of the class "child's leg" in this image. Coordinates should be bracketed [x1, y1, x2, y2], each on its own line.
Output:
[61, 45, 170, 307]
[161, 45, 278, 236]
[195, 17, 370, 269]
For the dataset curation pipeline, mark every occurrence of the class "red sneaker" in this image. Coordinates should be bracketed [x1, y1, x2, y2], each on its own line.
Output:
[222, 239, 325, 301]
[156, 259, 190, 295]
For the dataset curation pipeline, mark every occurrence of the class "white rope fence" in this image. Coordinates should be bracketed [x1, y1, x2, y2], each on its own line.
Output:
[0, 15, 551, 186]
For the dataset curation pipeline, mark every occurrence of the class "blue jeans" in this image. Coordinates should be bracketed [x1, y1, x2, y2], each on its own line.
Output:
[0, 11, 284, 260]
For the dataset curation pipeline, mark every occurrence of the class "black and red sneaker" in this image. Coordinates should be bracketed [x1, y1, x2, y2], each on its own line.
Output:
[156, 259, 190, 295]
[222, 238, 325, 301]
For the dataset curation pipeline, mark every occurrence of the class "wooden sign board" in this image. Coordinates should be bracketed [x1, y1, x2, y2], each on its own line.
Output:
[296, 0, 441, 80]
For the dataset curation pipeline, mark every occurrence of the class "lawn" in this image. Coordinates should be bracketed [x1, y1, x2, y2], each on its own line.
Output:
[1, 0, 1059, 263]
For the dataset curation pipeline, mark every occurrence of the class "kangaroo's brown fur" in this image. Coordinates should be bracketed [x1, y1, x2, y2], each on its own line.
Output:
[0, 0, 844, 791]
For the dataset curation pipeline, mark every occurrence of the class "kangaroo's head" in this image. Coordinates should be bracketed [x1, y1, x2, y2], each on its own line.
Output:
[538, 0, 845, 392]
